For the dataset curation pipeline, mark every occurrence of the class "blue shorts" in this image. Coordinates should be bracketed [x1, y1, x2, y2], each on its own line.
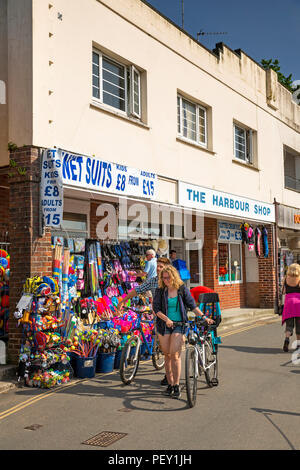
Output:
[157, 324, 187, 336]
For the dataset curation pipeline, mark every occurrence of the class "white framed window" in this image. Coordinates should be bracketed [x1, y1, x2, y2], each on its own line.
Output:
[218, 242, 242, 284]
[234, 124, 253, 163]
[92, 49, 141, 119]
[177, 95, 207, 147]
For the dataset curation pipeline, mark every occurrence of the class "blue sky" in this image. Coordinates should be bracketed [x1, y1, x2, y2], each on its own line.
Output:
[144, 0, 300, 83]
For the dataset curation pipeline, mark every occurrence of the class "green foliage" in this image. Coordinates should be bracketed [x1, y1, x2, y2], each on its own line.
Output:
[261, 59, 295, 93]
[8, 154, 27, 178]
[7, 141, 18, 152]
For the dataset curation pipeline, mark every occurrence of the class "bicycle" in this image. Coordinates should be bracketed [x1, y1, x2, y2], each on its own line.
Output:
[185, 318, 219, 408]
[119, 306, 165, 385]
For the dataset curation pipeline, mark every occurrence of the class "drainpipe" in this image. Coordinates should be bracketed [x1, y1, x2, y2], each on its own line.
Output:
[273, 197, 280, 314]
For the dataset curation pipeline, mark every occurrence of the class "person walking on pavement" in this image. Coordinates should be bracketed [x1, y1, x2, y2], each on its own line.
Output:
[153, 265, 214, 398]
[281, 263, 300, 352]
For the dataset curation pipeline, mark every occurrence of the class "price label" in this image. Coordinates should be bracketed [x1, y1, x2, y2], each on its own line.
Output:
[16, 293, 33, 311]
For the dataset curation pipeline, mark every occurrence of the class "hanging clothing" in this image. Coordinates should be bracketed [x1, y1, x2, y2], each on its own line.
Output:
[240, 222, 249, 244]
[255, 227, 261, 257]
[247, 225, 255, 252]
[262, 226, 269, 258]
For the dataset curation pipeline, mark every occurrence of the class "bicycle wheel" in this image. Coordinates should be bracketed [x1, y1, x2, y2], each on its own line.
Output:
[152, 335, 165, 370]
[204, 338, 218, 387]
[120, 336, 140, 385]
[185, 346, 198, 408]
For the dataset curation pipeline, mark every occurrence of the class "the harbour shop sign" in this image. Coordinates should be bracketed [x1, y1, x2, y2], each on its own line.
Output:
[179, 182, 275, 223]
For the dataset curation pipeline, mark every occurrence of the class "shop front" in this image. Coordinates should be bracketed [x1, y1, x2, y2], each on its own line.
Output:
[8, 146, 204, 379]
[277, 204, 300, 310]
[8, 146, 277, 372]
[178, 181, 276, 310]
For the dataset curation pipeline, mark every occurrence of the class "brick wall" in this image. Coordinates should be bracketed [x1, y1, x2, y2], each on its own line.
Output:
[0, 174, 9, 236]
[8, 146, 52, 364]
[258, 226, 276, 308]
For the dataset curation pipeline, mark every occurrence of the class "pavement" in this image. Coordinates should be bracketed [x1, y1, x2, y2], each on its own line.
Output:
[0, 307, 278, 395]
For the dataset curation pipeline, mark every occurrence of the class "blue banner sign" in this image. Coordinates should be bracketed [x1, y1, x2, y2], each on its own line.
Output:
[57, 149, 157, 200]
[179, 181, 275, 223]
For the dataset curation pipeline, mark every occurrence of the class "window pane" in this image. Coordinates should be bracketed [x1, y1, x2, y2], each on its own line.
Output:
[182, 99, 196, 141]
[230, 244, 242, 281]
[102, 57, 126, 111]
[198, 107, 206, 144]
[92, 52, 100, 99]
[92, 52, 99, 66]
[133, 70, 140, 115]
[103, 91, 125, 110]
[177, 96, 181, 133]
[235, 126, 246, 160]
[218, 243, 229, 282]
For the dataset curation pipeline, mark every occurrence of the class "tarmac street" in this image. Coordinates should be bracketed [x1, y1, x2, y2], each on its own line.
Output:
[0, 316, 300, 451]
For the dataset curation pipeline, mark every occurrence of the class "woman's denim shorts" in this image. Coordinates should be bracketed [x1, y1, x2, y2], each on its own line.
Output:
[157, 323, 188, 336]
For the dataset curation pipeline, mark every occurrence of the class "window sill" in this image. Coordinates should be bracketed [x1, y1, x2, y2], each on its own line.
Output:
[218, 280, 243, 285]
[176, 136, 215, 155]
[90, 100, 150, 130]
[232, 158, 260, 172]
[284, 185, 300, 195]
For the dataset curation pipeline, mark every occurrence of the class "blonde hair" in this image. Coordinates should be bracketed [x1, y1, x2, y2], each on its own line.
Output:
[146, 249, 156, 257]
[287, 263, 300, 278]
[158, 265, 184, 290]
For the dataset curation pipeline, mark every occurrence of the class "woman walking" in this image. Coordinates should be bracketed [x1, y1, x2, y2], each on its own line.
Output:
[153, 265, 214, 398]
[282, 263, 300, 352]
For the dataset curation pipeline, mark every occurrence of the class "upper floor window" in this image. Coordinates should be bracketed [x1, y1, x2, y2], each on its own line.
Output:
[92, 49, 141, 119]
[177, 95, 207, 147]
[233, 124, 254, 164]
[284, 146, 300, 192]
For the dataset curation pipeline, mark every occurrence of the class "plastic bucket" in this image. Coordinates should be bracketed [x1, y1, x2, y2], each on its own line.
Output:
[76, 356, 96, 379]
[114, 349, 122, 369]
[67, 351, 77, 376]
[96, 352, 115, 373]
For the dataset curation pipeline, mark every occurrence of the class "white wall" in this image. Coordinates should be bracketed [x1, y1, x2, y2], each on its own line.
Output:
[2, 0, 300, 211]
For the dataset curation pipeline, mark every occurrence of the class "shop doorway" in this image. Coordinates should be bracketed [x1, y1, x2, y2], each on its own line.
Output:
[186, 241, 203, 288]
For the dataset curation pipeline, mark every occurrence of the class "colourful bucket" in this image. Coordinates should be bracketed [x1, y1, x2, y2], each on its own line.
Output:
[114, 349, 122, 369]
[76, 356, 96, 379]
[96, 352, 115, 373]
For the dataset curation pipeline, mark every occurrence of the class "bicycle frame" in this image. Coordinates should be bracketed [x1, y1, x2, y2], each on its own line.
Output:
[125, 313, 154, 362]
[189, 321, 217, 373]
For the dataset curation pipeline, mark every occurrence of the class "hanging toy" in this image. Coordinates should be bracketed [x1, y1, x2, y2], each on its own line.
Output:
[240, 222, 249, 244]
[255, 227, 261, 257]
[247, 225, 255, 252]
[262, 226, 269, 258]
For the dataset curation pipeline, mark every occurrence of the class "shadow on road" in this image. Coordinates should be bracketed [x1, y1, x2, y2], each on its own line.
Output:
[12, 364, 212, 413]
[220, 345, 283, 355]
[251, 407, 299, 450]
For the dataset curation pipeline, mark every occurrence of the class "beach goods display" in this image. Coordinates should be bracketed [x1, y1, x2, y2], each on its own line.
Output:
[15, 238, 156, 387]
